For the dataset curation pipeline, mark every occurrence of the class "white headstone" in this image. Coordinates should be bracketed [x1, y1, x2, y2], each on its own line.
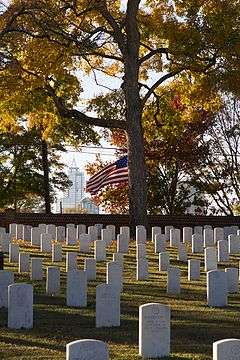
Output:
[66, 225, 76, 246]
[18, 253, 29, 273]
[2, 234, 10, 253]
[107, 261, 122, 293]
[205, 247, 217, 272]
[88, 226, 98, 241]
[177, 243, 187, 262]
[139, 303, 170, 358]
[214, 227, 224, 244]
[52, 243, 62, 262]
[96, 284, 120, 327]
[9, 223, 17, 238]
[0, 271, 14, 308]
[167, 266, 181, 294]
[16, 224, 24, 240]
[23, 225, 32, 242]
[228, 234, 240, 254]
[152, 227, 161, 242]
[194, 226, 203, 236]
[207, 270, 228, 307]
[213, 338, 240, 360]
[113, 253, 124, 269]
[183, 227, 192, 244]
[94, 240, 106, 261]
[170, 228, 180, 247]
[188, 259, 200, 281]
[120, 226, 130, 241]
[165, 226, 173, 241]
[46, 266, 60, 295]
[137, 244, 146, 259]
[77, 224, 87, 238]
[154, 234, 166, 253]
[225, 268, 239, 293]
[106, 225, 116, 241]
[46, 224, 56, 239]
[218, 240, 229, 262]
[38, 223, 47, 234]
[31, 227, 41, 246]
[204, 228, 214, 247]
[67, 269, 87, 307]
[137, 258, 149, 280]
[79, 234, 91, 253]
[84, 258, 96, 281]
[66, 339, 109, 360]
[117, 233, 129, 254]
[66, 252, 78, 272]
[9, 243, 19, 263]
[40, 233, 52, 253]
[159, 252, 170, 271]
[192, 233, 204, 253]
[56, 226, 65, 242]
[101, 229, 112, 246]
[8, 283, 33, 329]
[31, 258, 43, 280]
[136, 227, 147, 245]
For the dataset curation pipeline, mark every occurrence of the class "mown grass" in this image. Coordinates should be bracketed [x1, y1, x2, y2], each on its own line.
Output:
[0, 239, 240, 359]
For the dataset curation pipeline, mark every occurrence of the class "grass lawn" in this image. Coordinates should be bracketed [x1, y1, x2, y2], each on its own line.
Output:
[0, 239, 240, 359]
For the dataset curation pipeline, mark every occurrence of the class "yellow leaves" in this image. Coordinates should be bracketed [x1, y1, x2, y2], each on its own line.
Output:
[27, 112, 59, 140]
[0, 112, 20, 133]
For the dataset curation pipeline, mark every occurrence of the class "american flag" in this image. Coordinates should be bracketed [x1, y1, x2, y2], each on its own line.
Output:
[86, 156, 128, 195]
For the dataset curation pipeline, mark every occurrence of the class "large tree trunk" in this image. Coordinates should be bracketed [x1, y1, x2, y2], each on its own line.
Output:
[124, 0, 148, 231]
[41, 139, 51, 214]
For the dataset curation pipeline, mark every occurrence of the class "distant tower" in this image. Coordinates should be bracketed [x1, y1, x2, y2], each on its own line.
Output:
[62, 158, 85, 210]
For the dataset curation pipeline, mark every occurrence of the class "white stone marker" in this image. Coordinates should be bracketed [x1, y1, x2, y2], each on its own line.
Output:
[46, 224, 56, 239]
[0, 271, 14, 308]
[225, 268, 239, 293]
[120, 226, 130, 241]
[18, 253, 29, 273]
[154, 234, 166, 253]
[31, 258, 43, 280]
[52, 243, 62, 262]
[9, 223, 17, 239]
[106, 225, 116, 241]
[31, 227, 41, 246]
[66, 339, 109, 360]
[2, 234, 10, 253]
[137, 259, 149, 280]
[88, 226, 98, 241]
[38, 223, 47, 234]
[218, 240, 229, 262]
[95, 224, 104, 238]
[170, 228, 180, 247]
[207, 270, 228, 307]
[214, 227, 224, 244]
[204, 228, 214, 247]
[167, 267, 181, 294]
[137, 244, 146, 259]
[159, 252, 170, 271]
[152, 226, 161, 242]
[94, 240, 106, 261]
[117, 233, 129, 253]
[84, 258, 96, 281]
[213, 339, 240, 360]
[205, 247, 217, 272]
[113, 253, 124, 268]
[40, 233, 52, 253]
[228, 234, 240, 254]
[194, 226, 203, 235]
[101, 229, 112, 246]
[107, 261, 122, 292]
[23, 225, 32, 242]
[139, 303, 170, 358]
[9, 244, 19, 263]
[67, 269, 87, 307]
[188, 259, 200, 281]
[16, 224, 24, 240]
[183, 227, 192, 244]
[96, 284, 120, 327]
[66, 226, 76, 246]
[46, 266, 60, 295]
[66, 252, 77, 272]
[192, 233, 204, 253]
[77, 224, 86, 239]
[136, 227, 147, 245]
[177, 243, 187, 262]
[8, 283, 33, 329]
[79, 234, 91, 253]
[165, 225, 173, 241]
[56, 226, 65, 242]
